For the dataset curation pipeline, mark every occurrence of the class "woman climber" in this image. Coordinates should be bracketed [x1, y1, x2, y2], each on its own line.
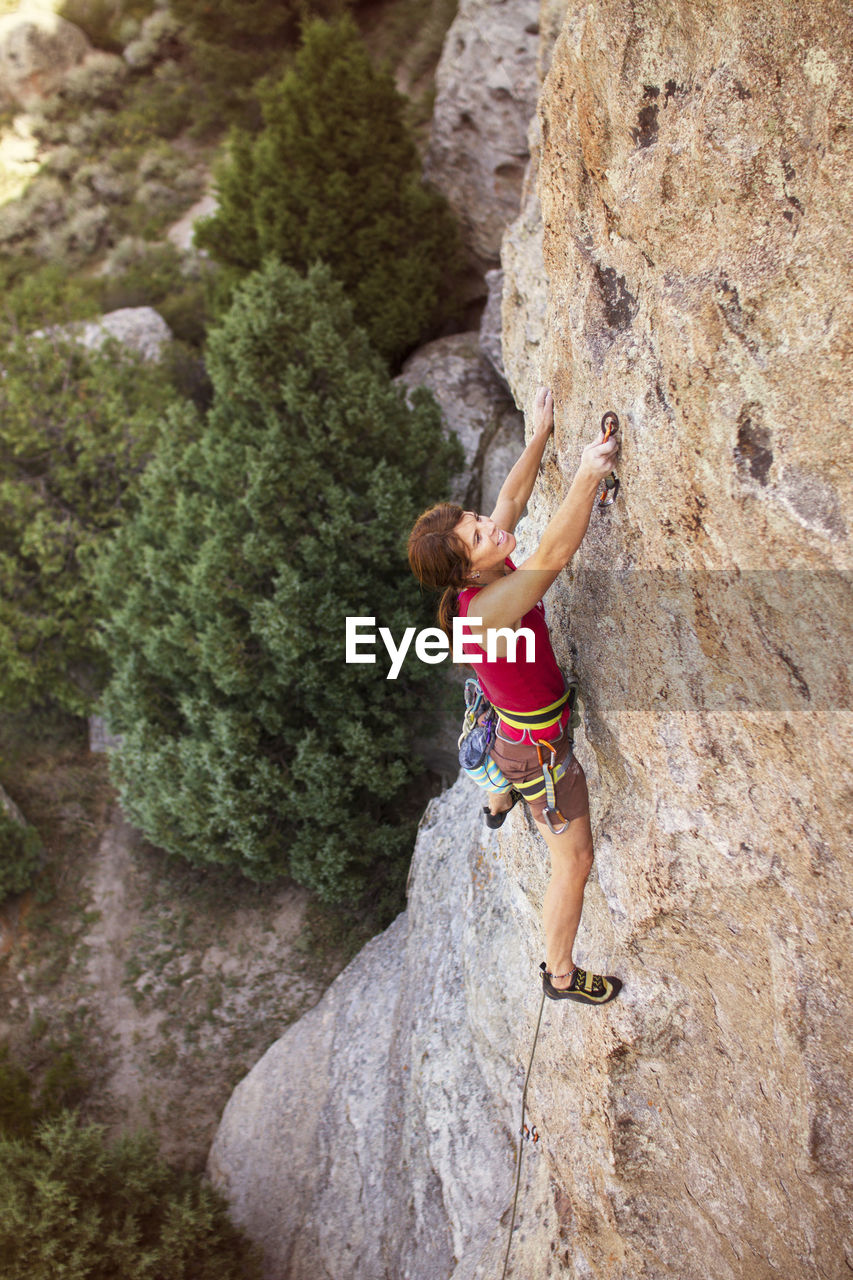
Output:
[407, 388, 622, 1005]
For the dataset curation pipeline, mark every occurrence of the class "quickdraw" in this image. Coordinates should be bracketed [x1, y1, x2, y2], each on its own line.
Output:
[457, 677, 492, 750]
[597, 409, 620, 508]
[536, 738, 569, 834]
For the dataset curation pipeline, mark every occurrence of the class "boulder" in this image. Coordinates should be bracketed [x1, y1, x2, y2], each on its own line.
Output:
[78, 307, 172, 361]
[425, 0, 541, 272]
[477, 267, 505, 381]
[34, 306, 173, 362]
[0, 9, 90, 110]
[209, 777, 551, 1280]
[397, 331, 524, 513]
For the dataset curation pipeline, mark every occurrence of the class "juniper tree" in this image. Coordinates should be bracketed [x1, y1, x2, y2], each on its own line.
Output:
[0, 811, 43, 903]
[169, 0, 343, 116]
[196, 17, 459, 365]
[97, 260, 460, 902]
[0, 1112, 257, 1279]
[0, 333, 176, 713]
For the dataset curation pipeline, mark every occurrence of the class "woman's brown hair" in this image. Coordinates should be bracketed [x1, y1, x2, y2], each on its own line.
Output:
[407, 503, 471, 636]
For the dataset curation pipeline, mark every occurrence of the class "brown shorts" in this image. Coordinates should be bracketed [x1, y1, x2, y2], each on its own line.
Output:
[489, 733, 590, 826]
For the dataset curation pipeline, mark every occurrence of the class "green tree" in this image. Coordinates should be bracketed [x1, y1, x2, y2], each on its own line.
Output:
[0, 333, 179, 713]
[169, 0, 344, 122]
[0, 1112, 258, 1279]
[0, 810, 43, 902]
[197, 17, 459, 365]
[0, 1047, 34, 1141]
[97, 260, 460, 902]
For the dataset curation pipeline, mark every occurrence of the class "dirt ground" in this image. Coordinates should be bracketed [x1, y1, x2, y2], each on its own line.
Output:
[0, 716, 362, 1170]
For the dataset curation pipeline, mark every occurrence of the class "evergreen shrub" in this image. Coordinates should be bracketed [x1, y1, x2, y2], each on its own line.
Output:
[0, 333, 179, 713]
[0, 811, 43, 902]
[196, 16, 460, 365]
[97, 260, 461, 902]
[0, 1112, 258, 1279]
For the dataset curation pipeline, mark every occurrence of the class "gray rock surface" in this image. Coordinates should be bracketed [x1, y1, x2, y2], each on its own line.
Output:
[209, 776, 559, 1280]
[425, 0, 541, 271]
[397, 332, 524, 513]
[0, 8, 90, 109]
[80, 307, 172, 361]
[35, 306, 173, 362]
[477, 267, 505, 382]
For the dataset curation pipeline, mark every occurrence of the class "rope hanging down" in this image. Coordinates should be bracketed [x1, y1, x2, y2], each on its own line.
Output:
[500, 984, 547, 1280]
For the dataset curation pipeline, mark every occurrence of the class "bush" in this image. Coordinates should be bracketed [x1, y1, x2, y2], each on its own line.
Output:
[197, 16, 460, 365]
[97, 260, 461, 900]
[59, 0, 155, 54]
[0, 1111, 258, 1279]
[0, 264, 94, 335]
[96, 241, 211, 348]
[169, 0, 343, 120]
[0, 332, 179, 713]
[0, 811, 43, 902]
[0, 1047, 34, 1141]
[123, 10, 186, 71]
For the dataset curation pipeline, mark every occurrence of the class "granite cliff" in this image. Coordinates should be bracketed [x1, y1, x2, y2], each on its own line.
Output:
[208, 3, 852, 1277]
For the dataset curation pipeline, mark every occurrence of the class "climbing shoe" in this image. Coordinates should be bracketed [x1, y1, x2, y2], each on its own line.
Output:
[540, 961, 621, 1005]
[483, 791, 520, 829]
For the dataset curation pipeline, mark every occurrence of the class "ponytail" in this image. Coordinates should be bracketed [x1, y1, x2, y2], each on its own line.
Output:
[407, 503, 471, 639]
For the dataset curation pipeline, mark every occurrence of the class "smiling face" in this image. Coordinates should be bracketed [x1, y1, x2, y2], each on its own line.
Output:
[454, 511, 516, 579]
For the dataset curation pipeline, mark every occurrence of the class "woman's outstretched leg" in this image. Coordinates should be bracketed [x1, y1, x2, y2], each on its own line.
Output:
[536, 812, 594, 987]
[534, 811, 621, 1003]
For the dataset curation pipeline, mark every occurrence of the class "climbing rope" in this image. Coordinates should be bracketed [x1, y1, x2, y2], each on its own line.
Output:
[500, 983, 547, 1280]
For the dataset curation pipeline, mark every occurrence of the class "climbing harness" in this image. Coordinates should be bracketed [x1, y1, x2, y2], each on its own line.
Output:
[492, 684, 579, 834]
[501, 982, 547, 1280]
[491, 683, 577, 739]
[597, 410, 620, 508]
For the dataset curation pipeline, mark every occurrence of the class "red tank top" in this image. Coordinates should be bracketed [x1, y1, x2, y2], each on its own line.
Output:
[456, 559, 569, 741]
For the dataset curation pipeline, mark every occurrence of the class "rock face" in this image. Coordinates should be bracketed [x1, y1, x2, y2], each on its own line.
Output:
[209, 4, 852, 1278]
[425, 0, 541, 272]
[397, 332, 525, 513]
[0, 9, 90, 110]
[209, 778, 557, 1280]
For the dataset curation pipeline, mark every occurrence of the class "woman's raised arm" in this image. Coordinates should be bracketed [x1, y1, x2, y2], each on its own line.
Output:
[474, 424, 619, 633]
[489, 388, 555, 533]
